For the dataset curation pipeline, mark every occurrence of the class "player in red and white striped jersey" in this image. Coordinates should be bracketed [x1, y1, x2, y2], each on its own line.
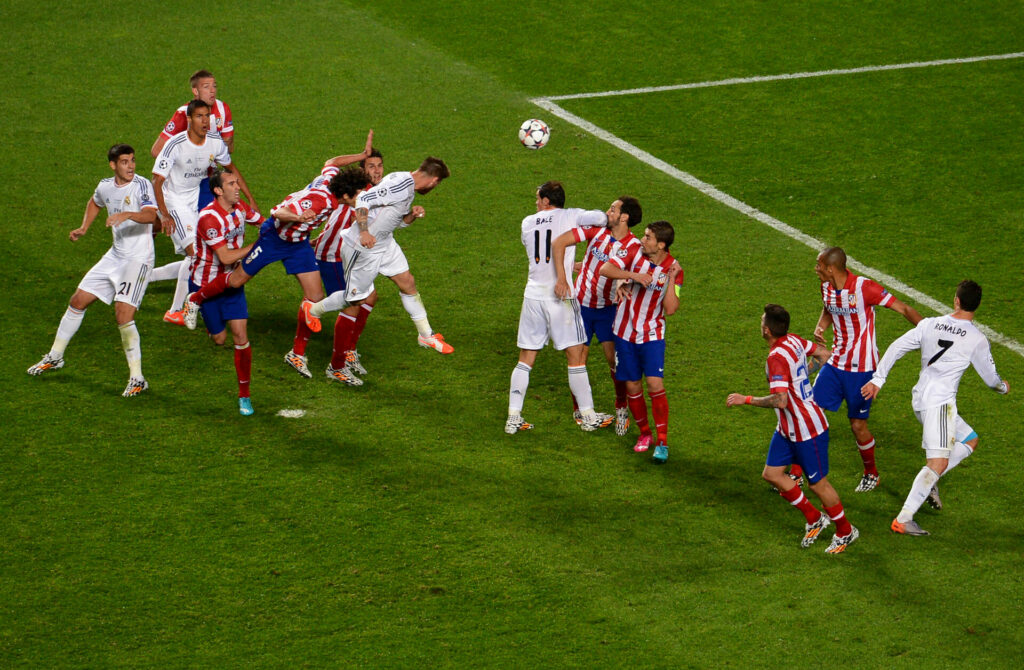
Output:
[727, 304, 859, 554]
[599, 221, 683, 463]
[812, 247, 922, 493]
[552, 197, 644, 434]
[187, 171, 262, 415]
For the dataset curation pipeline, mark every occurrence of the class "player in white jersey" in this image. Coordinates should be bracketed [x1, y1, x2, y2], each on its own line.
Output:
[307, 157, 455, 381]
[151, 99, 257, 326]
[28, 144, 158, 397]
[862, 280, 1010, 536]
[505, 181, 612, 434]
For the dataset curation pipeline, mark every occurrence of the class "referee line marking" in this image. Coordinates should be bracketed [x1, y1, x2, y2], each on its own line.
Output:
[541, 52, 1024, 101]
[530, 96, 1024, 359]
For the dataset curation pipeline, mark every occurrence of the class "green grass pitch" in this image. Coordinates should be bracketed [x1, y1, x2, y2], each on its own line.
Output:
[2, 1, 1023, 666]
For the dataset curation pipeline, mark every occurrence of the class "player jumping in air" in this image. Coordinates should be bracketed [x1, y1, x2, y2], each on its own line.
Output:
[727, 304, 859, 554]
[28, 144, 158, 397]
[862, 280, 1010, 536]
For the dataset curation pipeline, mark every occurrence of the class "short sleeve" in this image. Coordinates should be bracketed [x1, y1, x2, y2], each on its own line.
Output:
[863, 279, 895, 308]
[198, 214, 226, 249]
[767, 354, 791, 392]
[160, 109, 187, 140]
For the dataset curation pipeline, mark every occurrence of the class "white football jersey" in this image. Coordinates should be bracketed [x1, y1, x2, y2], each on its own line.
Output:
[521, 207, 605, 301]
[92, 175, 158, 263]
[153, 132, 231, 208]
[344, 171, 416, 254]
[871, 314, 1004, 411]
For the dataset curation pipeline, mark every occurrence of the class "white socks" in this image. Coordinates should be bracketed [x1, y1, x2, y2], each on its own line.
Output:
[897, 466, 941, 523]
[118, 321, 142, 378]
[311, 291, 349, 318]
[400, 292, 432, 338]
[150, 260, 185, 282]
[509, 362, 531, 414]
[50, 306, 85, 358]
[943, 442, 974, 475]
[169, 257, 192, 312]
[567, 365, 595, 416]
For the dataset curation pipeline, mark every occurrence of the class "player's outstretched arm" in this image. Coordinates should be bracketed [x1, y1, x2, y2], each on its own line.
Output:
[726, 391, 787, 409]
[324, 130, 374, 169]
[889, 297, 923, 325]
[861, 382, 881, 400]
[813, 306, 831, 347]
[70, 199, 103, 241]
[600, 262, 653, 287]
[551, 231, 579, 299]
[150, 135, 167, 159]
[214, 243, 255, 267]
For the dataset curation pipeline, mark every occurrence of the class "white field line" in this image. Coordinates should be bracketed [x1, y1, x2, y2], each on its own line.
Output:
[530, 98, 1024, 358]
[543, 52, 1024, 101]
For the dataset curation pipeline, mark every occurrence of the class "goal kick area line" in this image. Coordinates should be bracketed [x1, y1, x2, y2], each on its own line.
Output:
[531, 52, 1024, 358]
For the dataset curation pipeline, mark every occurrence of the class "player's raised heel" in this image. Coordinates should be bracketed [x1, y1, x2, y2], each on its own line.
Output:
[825, 525, 859, 554]
[300, 300, 322, 333]
[163, 309, 186, 326]
[890, 518, 929, 536]
[925, 485, 943, 510]
[505, 415, 533, 434]
[326, 364, 363, 386]
[855, 473, 879, 493]
[652, 444, 669, 464]
[633, 434, 652, 452]
[801, 512, 831, 547]
[238, 397, 254, 416]
[418, 332, 454, 354]
[27, 354, 64, 376]
[614, 406, 630, 436]
[345, 350, 367, 375]
[183, 294, 200, 330]
[122, 377, 149, 397]
[284, 350, 313, 379]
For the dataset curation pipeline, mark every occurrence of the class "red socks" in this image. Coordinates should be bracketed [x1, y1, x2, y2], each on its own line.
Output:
[234, 342, 251, 398]
[857, 437, 878, 476]
[649, 389, 668, 445]
[293, 305, 312, 356]
[331, 312, 356, 369]
[779, 485, 821, 524]
[192, 272, 231, 305]
[628, 392, 650, 436]
[824, 503, 853, 536]
[611, 371, 628, 409]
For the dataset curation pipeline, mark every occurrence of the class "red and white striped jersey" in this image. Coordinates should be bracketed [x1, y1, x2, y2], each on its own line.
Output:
[822, 273, 895, 372]
[611, 253, 679, 343]
[269, 186, 339, 243]
[308, 165, 337, 193]
[190, 200, 261, 285]
[159, 100, 234, 142]
[313, 203, 356, 262]
[573, 228, 642, 309]
[767, 334, 829, 442]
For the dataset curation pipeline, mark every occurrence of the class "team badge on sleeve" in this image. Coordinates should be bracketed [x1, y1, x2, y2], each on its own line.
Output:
[300, 200, 312, 210]
[157, 159, 169, 170]
[206, 228, 217, 239]
[165, 121, 175, 132]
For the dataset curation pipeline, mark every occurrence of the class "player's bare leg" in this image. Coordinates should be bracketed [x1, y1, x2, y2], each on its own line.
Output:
[850, 417, 880, 492]
[28, 289, 99, 376]
[391, 271, 453, 354]
[506, 349, 538, 433]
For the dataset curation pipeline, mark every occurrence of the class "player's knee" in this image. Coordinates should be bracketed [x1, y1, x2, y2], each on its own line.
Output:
[210, 331, 227, 346]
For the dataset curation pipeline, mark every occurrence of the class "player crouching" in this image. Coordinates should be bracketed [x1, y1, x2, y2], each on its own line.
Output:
[726, 304, 859, 554]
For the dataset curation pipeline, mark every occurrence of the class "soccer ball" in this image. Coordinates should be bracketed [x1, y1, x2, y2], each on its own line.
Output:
[519, 119, 550, 149]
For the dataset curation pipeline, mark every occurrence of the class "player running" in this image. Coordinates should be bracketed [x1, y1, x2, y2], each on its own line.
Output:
[599, 221, 683, 462]
[505, 181, 612, 434]
[306, 157, 454, 384]
[552, 196, 644, 435]
[28, 144, 158, 397]
[189, 170, 263, 415]
[151, 99, 257, 326]
[812, 246, 922, 492]
[183, 166, 369, 382]
[727, 304, 859, 554]
[862, 280, 1010, 537]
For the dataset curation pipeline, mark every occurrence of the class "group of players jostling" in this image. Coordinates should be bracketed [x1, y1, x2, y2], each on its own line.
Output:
[28, 70, 1011, 554]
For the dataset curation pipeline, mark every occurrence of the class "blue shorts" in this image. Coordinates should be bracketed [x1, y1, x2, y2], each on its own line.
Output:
[188, 280, 247, 336]
[318, 259, 346, 296]
[613, 337, 666, 381]
[197, 176, 214, 211]
[766, 430, 830, 484]
[813, 364, 874, 419]
[240, 219, 319, 277]
[580, 305, 616, 344]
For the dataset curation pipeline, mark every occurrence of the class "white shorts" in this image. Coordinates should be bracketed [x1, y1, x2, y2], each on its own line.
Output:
[517, 296, 586, 351]
[342, 242, 409, 302]
[77, 252, 152, 309]
[168, 203, 198, 255]
[914, 403, 974, 458]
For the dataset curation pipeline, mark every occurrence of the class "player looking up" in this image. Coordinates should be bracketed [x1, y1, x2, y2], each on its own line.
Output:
[598, 221, 682, 462]
[184, 167, 369, 381]
[813, 246, 922, 492]
[504, 181, 611, 434]
[862, 280, 1010, 537]
[28, 144, 158, 397]
[189, 170, 263, 415]
[552, 196, 644, 435]
[307, 157, 454, 384]
[151, 99, 257, 326]
[727, 304, 859, 554]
